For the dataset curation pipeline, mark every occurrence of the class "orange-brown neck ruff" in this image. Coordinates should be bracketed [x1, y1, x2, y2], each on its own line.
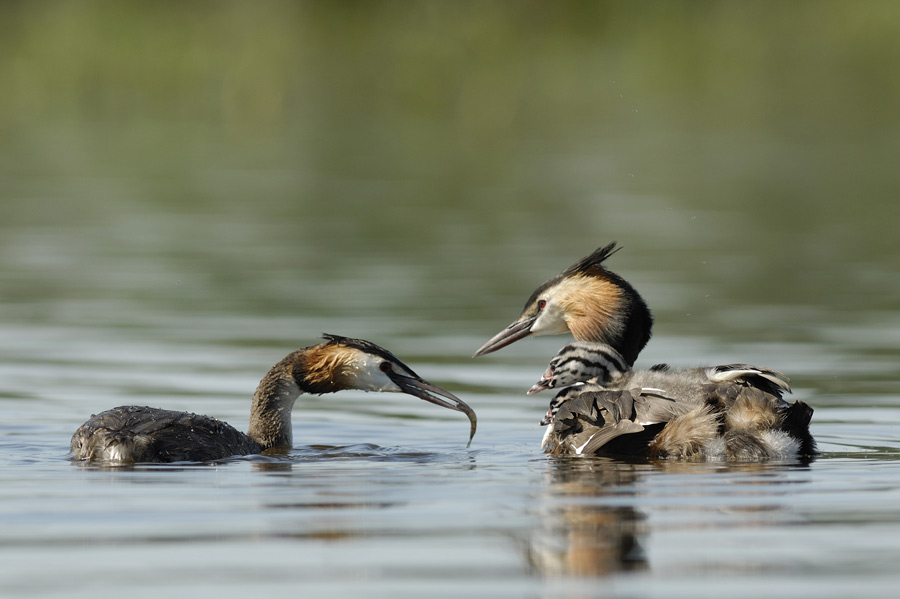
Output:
[555, 275, 625, 343]
[295, 345, 358, 394]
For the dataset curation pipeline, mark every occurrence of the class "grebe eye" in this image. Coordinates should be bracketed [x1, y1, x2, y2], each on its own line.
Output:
[537, 299, 547, 310]
[379, 361, 392, 373]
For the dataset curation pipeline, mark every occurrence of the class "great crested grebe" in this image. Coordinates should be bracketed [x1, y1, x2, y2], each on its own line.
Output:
[529, 341, 814, 459]
[71, 334, 476, 464]
[474, 243, 815, 460]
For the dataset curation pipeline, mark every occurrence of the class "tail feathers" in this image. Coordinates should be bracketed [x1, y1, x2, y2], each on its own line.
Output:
[707, 364, 792, 396]
[779, 400, 817, 457]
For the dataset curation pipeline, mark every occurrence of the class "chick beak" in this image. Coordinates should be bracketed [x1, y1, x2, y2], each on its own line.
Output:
[388, 371, 477, 448]
[540, 408, 556, 426]
[473, 315, 537, 357]
[526, 366, 555, 395]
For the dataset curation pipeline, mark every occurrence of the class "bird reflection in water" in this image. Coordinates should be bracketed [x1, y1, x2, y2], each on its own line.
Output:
[526, 456, 812, 577]
[525, 457, 649, 577]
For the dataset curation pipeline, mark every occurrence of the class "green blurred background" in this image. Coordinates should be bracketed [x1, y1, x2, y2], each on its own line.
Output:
[1, 1, 898, 340]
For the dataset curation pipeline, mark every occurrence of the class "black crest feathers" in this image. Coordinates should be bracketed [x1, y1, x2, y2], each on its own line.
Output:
[563, 242, 622, 278]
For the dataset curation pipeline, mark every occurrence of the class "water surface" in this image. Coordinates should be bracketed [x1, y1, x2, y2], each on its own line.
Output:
[2, 3, 900, 598]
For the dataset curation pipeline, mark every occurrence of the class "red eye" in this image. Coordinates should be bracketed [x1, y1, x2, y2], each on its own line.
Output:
[538, 299, 547, 310]
[379, 362, 392, 373]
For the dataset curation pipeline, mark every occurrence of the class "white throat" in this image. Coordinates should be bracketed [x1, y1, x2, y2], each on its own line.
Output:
[531, 301, 570, 337]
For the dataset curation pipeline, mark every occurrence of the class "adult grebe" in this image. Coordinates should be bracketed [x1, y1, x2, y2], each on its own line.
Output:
[473, 243, 814, 460]
[529, 341, 814, 459]
[71, 334, 476, 463]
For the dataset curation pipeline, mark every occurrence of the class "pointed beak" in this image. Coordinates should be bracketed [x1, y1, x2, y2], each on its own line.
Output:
[526, 365, 555, 395]
[540, 408, 555, 426]
[473, 315, 537, 357]
[388, 372, 477, 447]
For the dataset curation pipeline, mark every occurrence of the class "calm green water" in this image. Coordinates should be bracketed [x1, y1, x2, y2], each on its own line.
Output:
[2, 3, 900, 598]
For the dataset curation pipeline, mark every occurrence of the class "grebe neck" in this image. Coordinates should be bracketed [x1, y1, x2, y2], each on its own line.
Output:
[246, 364, 303, 451]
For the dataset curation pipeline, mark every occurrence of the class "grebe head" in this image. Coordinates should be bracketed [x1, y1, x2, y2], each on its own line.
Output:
[473, 243, 653, 366]
[298, 334, 477, 444]
[527, 341, 629, 395]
